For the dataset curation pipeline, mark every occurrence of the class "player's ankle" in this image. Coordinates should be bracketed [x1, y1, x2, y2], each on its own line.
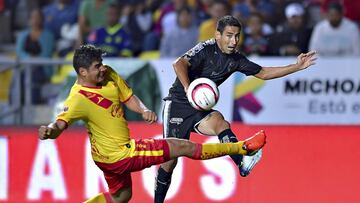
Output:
[237, 141, 248, 155]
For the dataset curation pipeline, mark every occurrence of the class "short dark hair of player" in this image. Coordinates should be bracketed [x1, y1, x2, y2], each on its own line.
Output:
[73, 44, 105, 74]
[216, 15, 242, 34]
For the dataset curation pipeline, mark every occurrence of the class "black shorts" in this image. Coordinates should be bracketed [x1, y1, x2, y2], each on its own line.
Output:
[162, 100, 214, 139]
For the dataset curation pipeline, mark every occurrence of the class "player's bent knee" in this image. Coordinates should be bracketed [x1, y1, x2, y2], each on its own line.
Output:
[212, 111, 224, 119]
[112, 194, 132, 203]
[167, 139, 195, 158]
[212, 112, 229, 127]
[199, 111, 229, 135]
[112, 187, 132, 203]
[177, 140, 196, 157]
[160, 158, 178, 172]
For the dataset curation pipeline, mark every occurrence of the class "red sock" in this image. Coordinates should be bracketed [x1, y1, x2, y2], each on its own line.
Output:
[192, 143, 202, 159]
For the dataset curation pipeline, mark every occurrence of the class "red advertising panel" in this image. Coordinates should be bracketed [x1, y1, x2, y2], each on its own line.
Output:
[0, 124, 360, 203]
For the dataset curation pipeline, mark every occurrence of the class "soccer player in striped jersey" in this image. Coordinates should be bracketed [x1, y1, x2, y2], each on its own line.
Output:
[38, 45, 266, 203]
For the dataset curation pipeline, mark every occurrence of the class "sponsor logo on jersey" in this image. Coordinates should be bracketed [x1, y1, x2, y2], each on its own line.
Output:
[78, 89, 113, 109]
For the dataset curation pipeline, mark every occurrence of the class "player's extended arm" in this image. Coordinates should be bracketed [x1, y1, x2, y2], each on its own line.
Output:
[124, 95, 157, 123]
[255, 51, 317, 80]
[38, 120, 67, 140]
[173, 57, 191, 92]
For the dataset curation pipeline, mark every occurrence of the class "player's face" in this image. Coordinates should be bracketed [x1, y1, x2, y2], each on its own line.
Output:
[85, 60, 107, 85]
[216, 26, 241, 54]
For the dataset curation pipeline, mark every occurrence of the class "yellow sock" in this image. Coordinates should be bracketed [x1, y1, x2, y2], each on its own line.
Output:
[200, 142, 247, 160]
[84, 192, 112, 203]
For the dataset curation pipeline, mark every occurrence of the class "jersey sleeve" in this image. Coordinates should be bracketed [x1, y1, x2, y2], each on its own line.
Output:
[56, 94, 87, 127]
[235, 54, 262, 76]
[105, 65, 133, 102]
[182, 42, 206, 69]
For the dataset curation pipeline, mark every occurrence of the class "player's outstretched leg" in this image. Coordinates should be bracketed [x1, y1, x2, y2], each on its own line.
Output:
[217, 128, 245, 166]
[198, 111, 264, 177]
[168, 130, 266, 160]
[154, 130, 266, 203]
[219, 127, 266, 177]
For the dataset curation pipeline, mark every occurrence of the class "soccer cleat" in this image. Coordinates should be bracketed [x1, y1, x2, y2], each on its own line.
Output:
[243, 130, 266, 155]
[239, 149, 263, 177]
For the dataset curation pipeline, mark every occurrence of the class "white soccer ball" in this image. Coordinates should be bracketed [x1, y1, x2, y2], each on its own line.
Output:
[186, 78, 219, 111]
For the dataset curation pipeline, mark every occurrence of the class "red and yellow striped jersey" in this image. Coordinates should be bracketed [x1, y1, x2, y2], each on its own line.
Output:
[57, 67, 133, 163]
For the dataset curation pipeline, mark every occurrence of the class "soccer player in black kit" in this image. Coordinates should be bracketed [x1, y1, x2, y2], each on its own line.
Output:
[154, 15, 316, 203]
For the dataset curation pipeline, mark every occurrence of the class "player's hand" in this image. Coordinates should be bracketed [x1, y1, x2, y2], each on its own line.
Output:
[296, 51, 317, 70]
[38, 125, 53, 140]
[142, 110, 157, 124]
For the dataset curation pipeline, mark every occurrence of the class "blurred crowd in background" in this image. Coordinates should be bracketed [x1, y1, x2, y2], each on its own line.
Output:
[1, 0, 359, 58]
[0, 0, 359, 106]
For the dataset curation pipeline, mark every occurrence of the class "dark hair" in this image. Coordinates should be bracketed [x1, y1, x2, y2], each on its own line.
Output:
[176, 6, 192, 16]
[327, 2, 343, 13]
[73, 44, 105, 73]
[109, 2, 120, 11]
[212, 0, 231, 13]
[176, 6, 193, 23]
[216, 15, 242, 34]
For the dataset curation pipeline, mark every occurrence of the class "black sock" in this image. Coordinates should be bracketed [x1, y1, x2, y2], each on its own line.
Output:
[217, 129, 243, 166]
[154, 167, 172, 203]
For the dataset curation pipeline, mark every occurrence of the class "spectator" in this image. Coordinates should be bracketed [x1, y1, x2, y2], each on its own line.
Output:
[16, 8, 54, 63]
[160, 6, 198, 57]
[242, 12, 270, 56]
[232, 0, 275, 26]
[121, 0, 153, 56]
[268, 2, 312, 56]
[309, 2, 360, 56]
[198, 0, 230, 42]
[143, 0, 188, 51]
[87, 3, 133, 57]
[42, 0, 79, 56]
[320, 0, 360, 26]
[42, 0, 79, 40]
[16, 8, 55, 104]
[78, 0, 112, 45]
[154, 0, 188, 37]
[192, 0, 214, 25]
[303, 0, 323, 27]
[243, 10, 273, 36]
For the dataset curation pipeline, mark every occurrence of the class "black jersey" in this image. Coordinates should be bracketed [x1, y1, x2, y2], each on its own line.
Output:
[165, 38, 262, 103]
